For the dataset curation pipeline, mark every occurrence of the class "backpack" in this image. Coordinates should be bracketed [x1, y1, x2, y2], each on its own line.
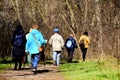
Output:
[66, 39, 73, 49]
[14, 34, 23, 47]
[79, 39, 85, 48]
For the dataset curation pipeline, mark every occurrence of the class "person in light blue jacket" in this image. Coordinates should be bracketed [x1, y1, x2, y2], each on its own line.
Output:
[25, 24, 47, 73]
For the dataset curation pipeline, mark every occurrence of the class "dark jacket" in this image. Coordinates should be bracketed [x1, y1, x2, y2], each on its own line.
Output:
[12, 27, 26, 57]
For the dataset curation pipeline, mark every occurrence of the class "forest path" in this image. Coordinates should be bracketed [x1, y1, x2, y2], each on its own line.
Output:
[0, 64, 65, 80]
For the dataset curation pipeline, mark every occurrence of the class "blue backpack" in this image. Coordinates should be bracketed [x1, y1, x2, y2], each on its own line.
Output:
[14, 34, 23, 47]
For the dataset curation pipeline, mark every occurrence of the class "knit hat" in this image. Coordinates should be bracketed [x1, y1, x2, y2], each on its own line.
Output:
[53, 28, 59, 33]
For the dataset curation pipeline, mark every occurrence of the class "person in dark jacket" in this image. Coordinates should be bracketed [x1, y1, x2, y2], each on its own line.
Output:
[12, 24, 26, 70]
[65, 34, 77, 63]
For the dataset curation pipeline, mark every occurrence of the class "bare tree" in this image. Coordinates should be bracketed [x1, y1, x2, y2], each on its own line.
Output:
[0, 0, 120, 61]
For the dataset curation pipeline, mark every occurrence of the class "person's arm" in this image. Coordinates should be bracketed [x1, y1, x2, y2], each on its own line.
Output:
[11, 31, 16, 45]
[74, 39, 78, 48]
[86, 37, 90, 44]
[37, 31, 47, 46]
[61, 36, 65, 48]
[23, 33, 27, 47]
[78, 36, 82, 44]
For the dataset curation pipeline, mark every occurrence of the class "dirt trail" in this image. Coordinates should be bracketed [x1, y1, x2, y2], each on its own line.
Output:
[0, 64, 65, 80]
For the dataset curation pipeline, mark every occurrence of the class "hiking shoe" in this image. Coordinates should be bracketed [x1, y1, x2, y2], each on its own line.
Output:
[53, 61, 57, 65]
[32, 68, 37, 74]
[32, 68, 36, 71]
[14, 66, 17, 70]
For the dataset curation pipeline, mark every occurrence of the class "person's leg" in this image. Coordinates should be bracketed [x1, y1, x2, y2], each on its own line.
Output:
[31, 54, 36, 73]
[67, 50, 71, 62]
[14, 56, 18, 70]
[80, 47, 85, 61]
[53, 51, 57, 65]
[18, 56, 23, 70]
[13, 47, 18, 70]
[56, 51, 61, 66]
[69, 51, 74, 62]
[31, 53, 39, 73]
[82, 48, 87, 61]
[27, 53, 32, 67]
[40, 50, 45, 62]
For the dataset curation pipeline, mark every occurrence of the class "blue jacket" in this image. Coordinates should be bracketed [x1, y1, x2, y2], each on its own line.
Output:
[25, 29, 47, 54]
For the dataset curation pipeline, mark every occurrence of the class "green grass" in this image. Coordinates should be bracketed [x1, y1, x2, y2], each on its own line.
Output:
[0, 62, 12, 72]
[59, 60, 120, 80]
[0, 58, 14, 72]
[0, 58, 120, 80]
[0, 63, 10, 71]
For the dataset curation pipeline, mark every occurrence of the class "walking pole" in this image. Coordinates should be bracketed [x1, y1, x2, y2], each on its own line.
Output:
[43, 26, 46, 70]
[23, 52, 27, 69]
[43, 44, 46, 70]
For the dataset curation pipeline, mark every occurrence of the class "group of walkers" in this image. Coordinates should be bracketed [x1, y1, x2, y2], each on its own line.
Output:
[11, 23, 90, 73]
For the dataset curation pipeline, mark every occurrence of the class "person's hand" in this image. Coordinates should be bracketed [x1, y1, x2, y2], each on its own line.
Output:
[45, 40, 47, 43]
[25, 50, 28, 53]
[25, 50, 28, 55]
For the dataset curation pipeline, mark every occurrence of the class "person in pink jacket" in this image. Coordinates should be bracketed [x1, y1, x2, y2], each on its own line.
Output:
[49, 28, 64, 66]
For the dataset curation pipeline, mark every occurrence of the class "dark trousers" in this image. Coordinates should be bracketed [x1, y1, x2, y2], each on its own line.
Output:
[14, 56, 23, 70]
[67, 50, 74, 63]
[40, 50, 45, 62]
[12, 46, 25, 70]
[80, 47, 87, 61]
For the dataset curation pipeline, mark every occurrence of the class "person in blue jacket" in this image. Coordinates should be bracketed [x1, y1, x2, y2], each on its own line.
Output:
[25, 24, 47, 73]
[65, 34, 77, 63]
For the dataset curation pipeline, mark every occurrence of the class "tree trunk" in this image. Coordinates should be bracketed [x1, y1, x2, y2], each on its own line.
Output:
[95, 0, 103, 62]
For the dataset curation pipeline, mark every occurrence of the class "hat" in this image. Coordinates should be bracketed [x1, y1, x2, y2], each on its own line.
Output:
[54, 28, 59, 33]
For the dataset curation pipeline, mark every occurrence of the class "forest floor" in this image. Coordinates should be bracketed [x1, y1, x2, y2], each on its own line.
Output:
[0, 64, 65, 80]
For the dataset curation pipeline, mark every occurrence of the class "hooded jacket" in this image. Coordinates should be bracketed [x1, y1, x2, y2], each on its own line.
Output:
[25, 29, 47, 54]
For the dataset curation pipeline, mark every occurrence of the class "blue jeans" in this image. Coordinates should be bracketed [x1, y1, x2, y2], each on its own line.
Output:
[31, 53, 40, 68]
[53, 51, 61, 65]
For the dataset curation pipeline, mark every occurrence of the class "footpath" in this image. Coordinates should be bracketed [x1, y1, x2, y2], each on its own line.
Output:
[0, 64, 65, 80]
